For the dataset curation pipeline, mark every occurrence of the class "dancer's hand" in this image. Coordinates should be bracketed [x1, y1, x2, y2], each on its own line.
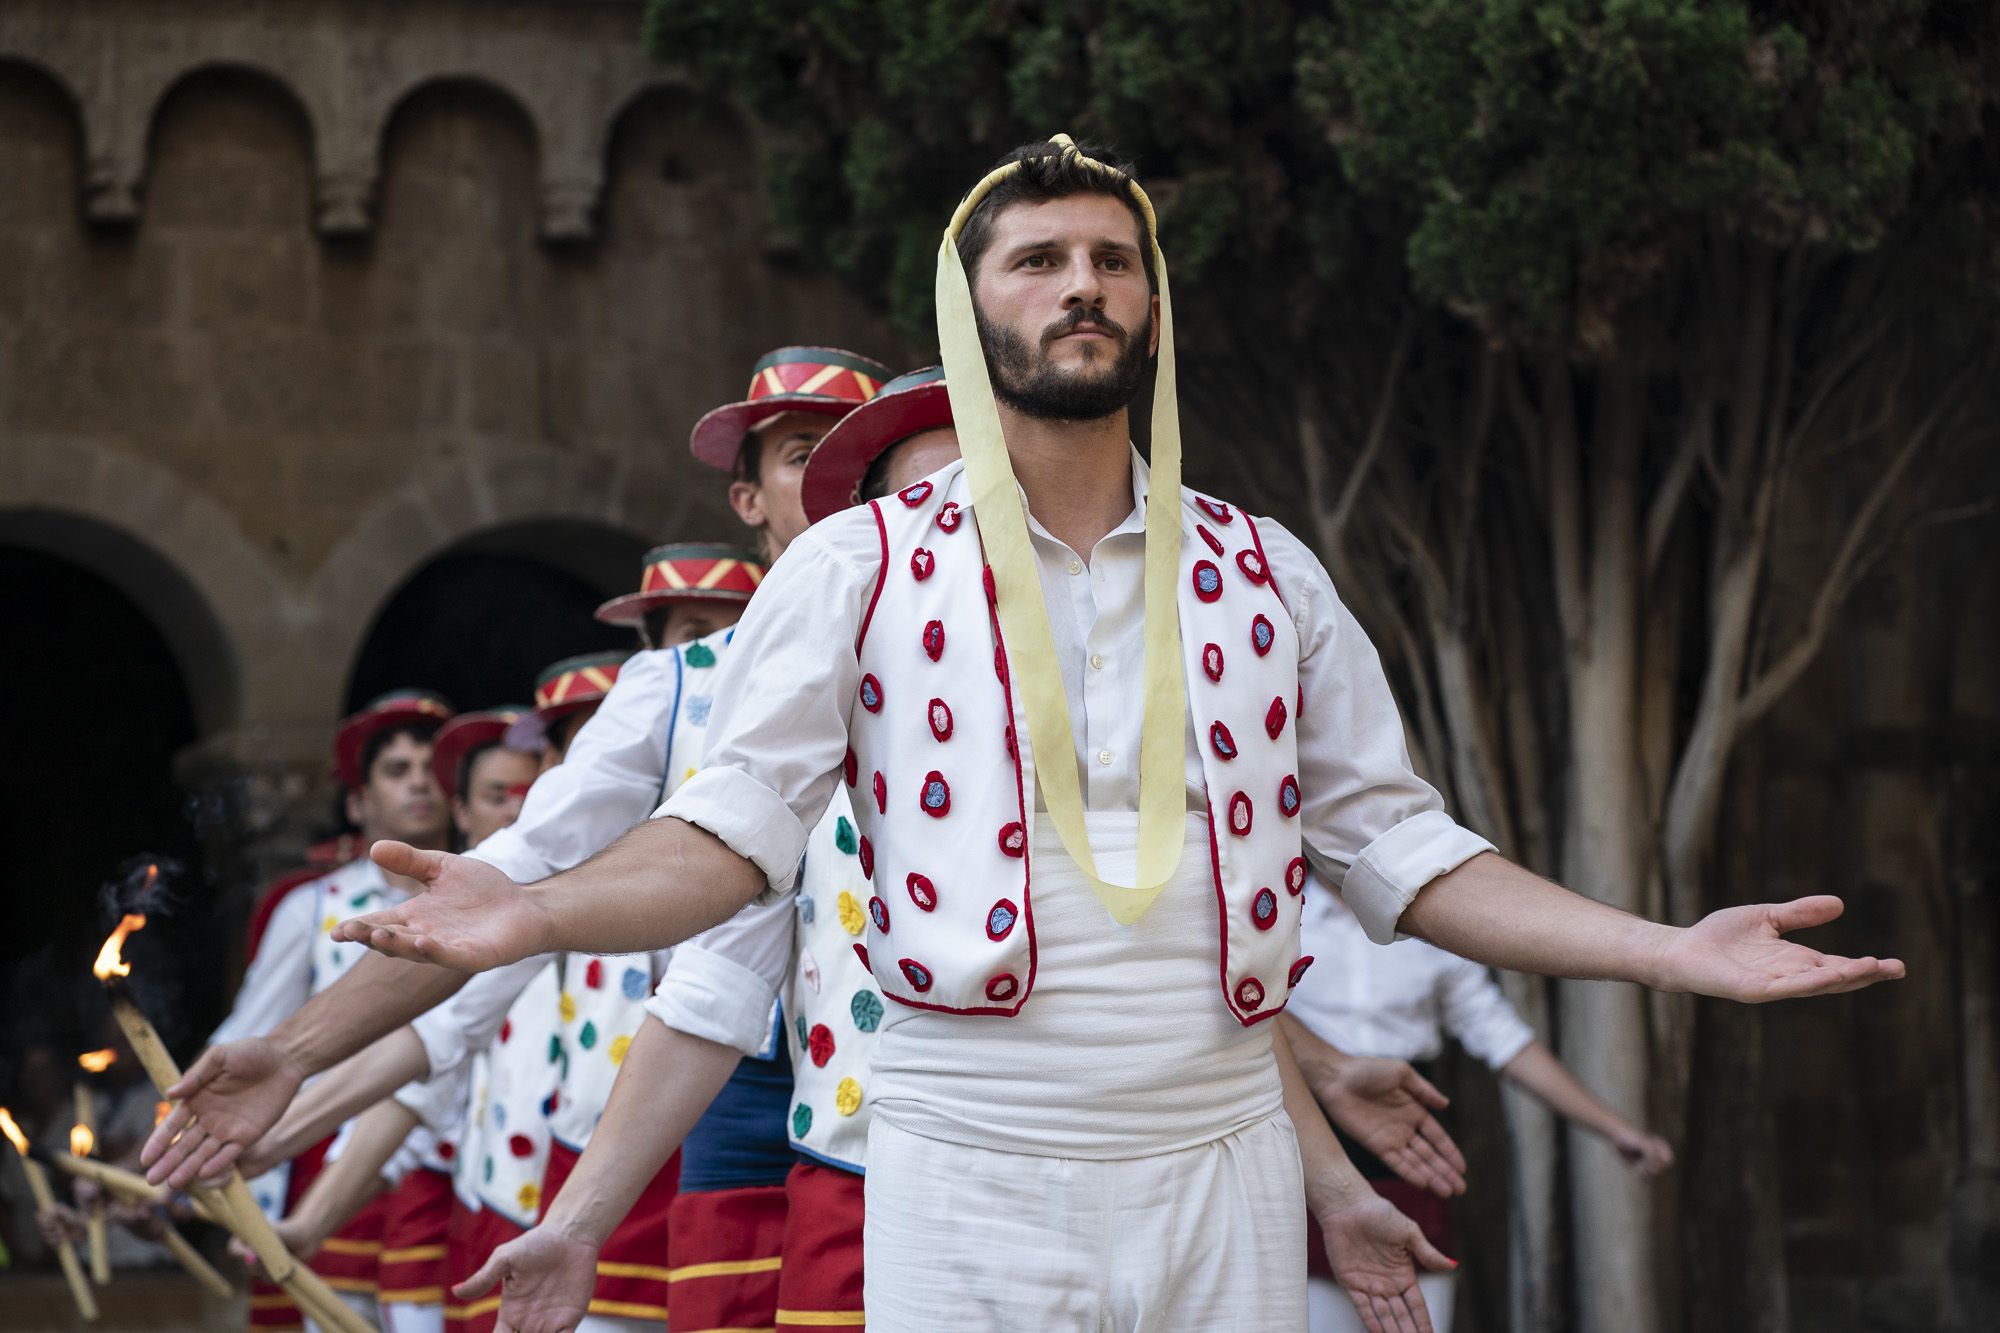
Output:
[331, 842, 550, 973]
[38, 1202, 87, 1248]
[144, 1036, 306, 1188]
[1652, 896, 1903, 1001]
[1607, 1123, 1675, 1177]
[1316, 1057, 1466, 1198]
[1318, 1190, 1456, 1333]
[458, 1224, 600, 1333]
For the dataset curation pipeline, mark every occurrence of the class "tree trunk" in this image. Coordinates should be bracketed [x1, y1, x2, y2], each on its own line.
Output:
[1555, 363, 1658, 1333]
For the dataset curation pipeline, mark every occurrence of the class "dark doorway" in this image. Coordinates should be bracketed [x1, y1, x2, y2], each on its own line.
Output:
[0, 543, 214, 1075]
[345, 521, 646, 713]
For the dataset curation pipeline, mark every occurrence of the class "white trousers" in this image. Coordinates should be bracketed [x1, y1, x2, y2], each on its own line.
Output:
[1308, 1274, 1457, 1333]
[304, 1290, 378, 1333]
[864, 1113, 1306, 1331]
[377, 1300, 444, 1333]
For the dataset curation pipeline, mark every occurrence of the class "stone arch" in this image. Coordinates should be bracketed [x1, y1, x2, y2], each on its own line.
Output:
[0, 437, 268, 739]
[138, 62, 318, 227]
[342, 517, 645, 714]
[0, 56, 86, 226]
[310, 447, 713, 720]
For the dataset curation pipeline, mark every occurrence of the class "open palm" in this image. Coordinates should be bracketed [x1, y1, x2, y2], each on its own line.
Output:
[143, 1036, 304, 1188]
[1320, 1191, 1454, 1333]
[332, 841, 548, 973]
[458, 1226, 599, 1333]
[1319, 1057, 1467, 1197]
[1659, 896, 1903, 1002]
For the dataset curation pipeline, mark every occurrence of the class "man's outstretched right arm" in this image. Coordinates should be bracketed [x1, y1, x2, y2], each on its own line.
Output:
[334, 814, 770, 970]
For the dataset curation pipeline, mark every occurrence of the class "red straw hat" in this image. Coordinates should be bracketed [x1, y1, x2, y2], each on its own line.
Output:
[801, 367, 953, 525]
[430, 707, 532, 799]
[688, 346, 891, 470]
[533, 651, 630, 725]
[595, 543, 766, 628]
[332, 689, 454, 790]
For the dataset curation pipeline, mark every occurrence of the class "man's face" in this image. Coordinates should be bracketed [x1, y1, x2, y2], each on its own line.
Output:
[970, 193, 1159, 421]
[454, 745, 539, 849]
[349, 731, 447, 846]
[655, 602, 742, 648]
[874, 427, 962, 498]
[728, 411, 832, 558]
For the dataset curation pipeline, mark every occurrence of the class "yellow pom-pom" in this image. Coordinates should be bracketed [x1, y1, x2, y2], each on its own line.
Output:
[518, 1181, 540, 1213]
[322, 915, 338, 933]
[835, 1078, 862, 1117]
[837, 891, 866, 937]
[609, 1034, 631, 1066]
[559, 992, 577, 1023]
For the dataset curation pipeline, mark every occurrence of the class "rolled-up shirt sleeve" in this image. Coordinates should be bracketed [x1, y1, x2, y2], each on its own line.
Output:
[646, 894, 796, 1056]
[467, 649, 679, 885]
[408, 954, 551, 1080]
[655, 513, 878, 895]
[1263, 523, 1495, 944]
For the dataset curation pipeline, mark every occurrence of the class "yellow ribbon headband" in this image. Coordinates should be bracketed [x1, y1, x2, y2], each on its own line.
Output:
[936, 134, 1188, 926]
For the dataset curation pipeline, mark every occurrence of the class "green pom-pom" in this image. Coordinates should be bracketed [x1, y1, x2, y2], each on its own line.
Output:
[684, 642, 717, 668]
[792, 1103, 813, 1138]
[834, 817, 858, 854]
[579, 1021, 597, 1050]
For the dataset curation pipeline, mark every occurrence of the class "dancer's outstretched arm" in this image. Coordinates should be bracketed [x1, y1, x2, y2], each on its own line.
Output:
[333, 819, 766, 970]
[1398, 853, 1902, 1001]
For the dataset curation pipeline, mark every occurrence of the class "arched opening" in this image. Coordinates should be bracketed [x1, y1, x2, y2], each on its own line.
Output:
[0, 540, 223, 1078]
[344, 520, 645, 713]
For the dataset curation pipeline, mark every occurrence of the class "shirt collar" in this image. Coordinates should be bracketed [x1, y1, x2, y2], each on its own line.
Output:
[953, 444, 1155, 541]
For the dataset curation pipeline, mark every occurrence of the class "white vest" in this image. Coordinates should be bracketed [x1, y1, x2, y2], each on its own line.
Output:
[471, 961, 564, 1224]
[547, 631, 728, 1149]
[307, 858, 409, 992]
[784, 785, 883, 1172]
[845, 465, 1314, 1023]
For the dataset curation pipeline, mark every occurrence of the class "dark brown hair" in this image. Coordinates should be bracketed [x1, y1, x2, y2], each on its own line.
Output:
[956, 141, 1158, 294]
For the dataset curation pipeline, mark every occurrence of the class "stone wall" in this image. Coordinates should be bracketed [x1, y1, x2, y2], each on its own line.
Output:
[0, 0, 903, 871]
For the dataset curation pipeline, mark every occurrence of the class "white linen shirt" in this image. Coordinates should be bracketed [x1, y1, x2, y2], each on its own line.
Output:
[1287, 877, 1534, 1069]
[210, 884, 318, 1045]
[406, 649, 679, 1085]
[657, 450, 1494, 1034]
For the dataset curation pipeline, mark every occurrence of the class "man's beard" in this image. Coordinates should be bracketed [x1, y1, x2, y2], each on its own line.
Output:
[975, 305, 1151, 422]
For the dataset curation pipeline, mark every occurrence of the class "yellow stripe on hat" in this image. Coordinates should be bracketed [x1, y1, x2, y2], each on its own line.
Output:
[853, 370, 878, 398]
[793, 363, 848, 395]
[761, 365, 788, 397]
[693, 559, 742, 590]
[651, 561, 692, 589]
[580, 666, 615, 692]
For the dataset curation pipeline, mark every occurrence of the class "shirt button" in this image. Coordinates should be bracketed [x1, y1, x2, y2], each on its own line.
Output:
[1097, 750, 1113, 765]
[1090, 653, 1105, 670]
[1067, 559, 1083, 575]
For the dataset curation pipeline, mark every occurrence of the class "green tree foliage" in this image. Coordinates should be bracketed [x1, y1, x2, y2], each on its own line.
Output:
[646, 0, 1996, 349]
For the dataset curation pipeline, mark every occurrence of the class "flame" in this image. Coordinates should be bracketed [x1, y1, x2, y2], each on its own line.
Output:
[93, 914, 148, 980]
[70, 1124, 94, 1157]
[154, 1101, 171, 1127]
[0, 1108, 27, 1156]
[78, 1049, 117, 1073]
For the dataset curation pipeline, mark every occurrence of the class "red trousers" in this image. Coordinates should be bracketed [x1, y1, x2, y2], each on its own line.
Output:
[543, 1140, 680, 1323]
[664, 1184, 788, 1331]
[378, 1169, 454, 1308]
[775, 1161, 866, 1331]
[250, 1135, 389, 1329]
[442, 1199, 523, 1332]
